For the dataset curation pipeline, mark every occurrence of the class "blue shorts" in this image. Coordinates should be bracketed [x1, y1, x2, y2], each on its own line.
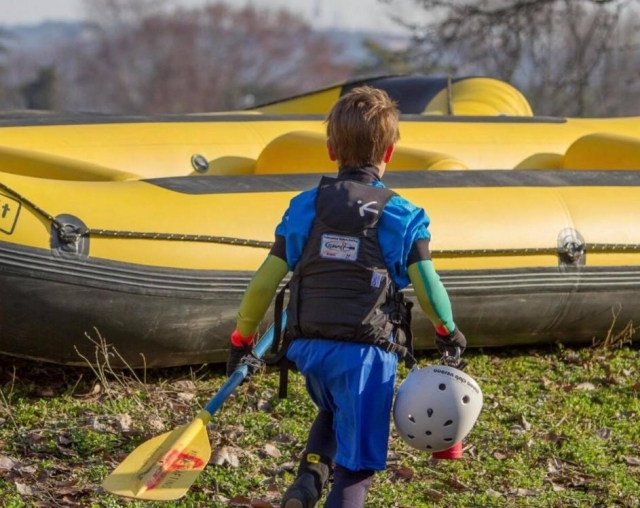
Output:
[287, 339, 398, 471]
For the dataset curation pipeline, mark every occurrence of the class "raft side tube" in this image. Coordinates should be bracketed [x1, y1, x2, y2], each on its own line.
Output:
[563, 132, 640, 170]
[424, 77, 534, 117]
[514, 153, 564, 170]
[0, 145, 141, 181]
[253, 131, 468, 174]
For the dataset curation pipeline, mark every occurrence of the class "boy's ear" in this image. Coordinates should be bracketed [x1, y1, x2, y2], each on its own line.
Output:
[327, 140, 337, 161]
[383, 144, 395, 163]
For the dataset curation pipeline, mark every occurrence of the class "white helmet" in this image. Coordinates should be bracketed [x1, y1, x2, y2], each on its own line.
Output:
[393, 364, 483, 452]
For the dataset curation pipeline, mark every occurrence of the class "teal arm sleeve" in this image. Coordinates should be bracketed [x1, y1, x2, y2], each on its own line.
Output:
[236, 255, 289, 337]
[408, 259, 456, 333]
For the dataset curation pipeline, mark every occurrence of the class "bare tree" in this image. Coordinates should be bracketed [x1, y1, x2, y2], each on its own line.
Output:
[372, 0, 640, 116]
[0, 28, 16, 109]
[82, 0, 175, 24]
[20, 67, 58, 110]
[61, 1, 352, 114]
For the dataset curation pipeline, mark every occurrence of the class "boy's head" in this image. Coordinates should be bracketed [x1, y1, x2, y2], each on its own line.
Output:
[325, 86, 400, 169]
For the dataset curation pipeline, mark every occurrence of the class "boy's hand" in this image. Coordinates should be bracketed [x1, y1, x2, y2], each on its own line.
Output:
[435, 328, 467, 357]
[226, 343, 251, 377]
[226, 343, 263, 380]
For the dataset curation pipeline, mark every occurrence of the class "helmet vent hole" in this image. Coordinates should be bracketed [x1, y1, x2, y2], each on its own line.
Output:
[427, 408, 434, 418]
[408, 415, 416, 423]
[407, 434, 415, 439]
[425, 431, 432, 436]
[444, 438, 453, 442]
[438, 383, 447, 391]
[426, 445, 432, 450]
[462, 395, 470, 404]
[444, 420, 453, 427]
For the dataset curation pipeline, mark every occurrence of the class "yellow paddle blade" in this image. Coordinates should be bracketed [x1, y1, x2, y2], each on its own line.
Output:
[102, 320, 284, 501]
[102, 411, 212, 501]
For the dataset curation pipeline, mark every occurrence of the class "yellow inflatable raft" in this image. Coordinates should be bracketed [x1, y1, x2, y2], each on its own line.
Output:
[2, 75, 640, 179]
[0, 75, 639, 367]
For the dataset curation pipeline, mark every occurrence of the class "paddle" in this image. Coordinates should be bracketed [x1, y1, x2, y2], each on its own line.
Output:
[102, 315, 285, 501]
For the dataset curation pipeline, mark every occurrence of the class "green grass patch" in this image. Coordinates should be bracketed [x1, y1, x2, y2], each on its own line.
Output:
[1, 341, 639, 507]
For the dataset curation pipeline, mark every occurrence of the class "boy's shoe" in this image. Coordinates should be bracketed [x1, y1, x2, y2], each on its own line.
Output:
[281, 472, 321, 508]
[280, 452, 332, 508]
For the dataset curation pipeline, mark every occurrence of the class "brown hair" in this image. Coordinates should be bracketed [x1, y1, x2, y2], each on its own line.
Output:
[325, 86, 400, 168]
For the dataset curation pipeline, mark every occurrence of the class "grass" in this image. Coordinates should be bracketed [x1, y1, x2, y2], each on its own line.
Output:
[0, 334, 638, 507]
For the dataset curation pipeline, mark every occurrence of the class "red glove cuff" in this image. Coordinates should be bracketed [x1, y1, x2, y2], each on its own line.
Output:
[435, 325, 450, 336]
[231, 329, 255, 347]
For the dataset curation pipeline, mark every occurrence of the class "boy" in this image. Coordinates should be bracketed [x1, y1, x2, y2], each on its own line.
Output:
[226, 86, 466, 508]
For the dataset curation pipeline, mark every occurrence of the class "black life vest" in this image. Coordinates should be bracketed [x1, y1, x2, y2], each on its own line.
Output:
[287, 175, 399, 344]
[269, 175, 415, 397]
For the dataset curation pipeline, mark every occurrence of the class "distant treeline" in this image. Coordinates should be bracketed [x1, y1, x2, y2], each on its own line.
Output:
[0, 0, 638, 117]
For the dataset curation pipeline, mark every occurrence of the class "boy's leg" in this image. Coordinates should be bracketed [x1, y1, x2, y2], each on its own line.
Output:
[281, 410, 335, 508]
[306, 409, 336, 456]
[324, 465, 374, 508]
[284, 341, 396, 507]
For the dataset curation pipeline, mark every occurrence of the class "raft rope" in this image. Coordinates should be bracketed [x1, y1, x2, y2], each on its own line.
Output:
[2, 180, 640, 256]
[0, 180, 272, 249]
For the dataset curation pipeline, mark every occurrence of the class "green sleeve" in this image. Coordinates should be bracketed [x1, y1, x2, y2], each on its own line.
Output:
[408, 259, 456, 333]
[236, 255, 289, 337]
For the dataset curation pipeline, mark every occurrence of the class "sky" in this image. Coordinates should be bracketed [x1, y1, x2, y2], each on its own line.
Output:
[1, 0, 410, 33]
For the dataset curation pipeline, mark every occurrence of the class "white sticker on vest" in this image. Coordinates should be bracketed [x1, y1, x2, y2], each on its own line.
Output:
[320, 234, 360, 261]
[371, 272, 384, 288]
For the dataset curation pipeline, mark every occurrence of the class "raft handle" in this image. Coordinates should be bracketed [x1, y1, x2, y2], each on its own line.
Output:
[58, 222, 87, 244]
[191, 154, 209, 173]
[558, 228, 586, 267]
